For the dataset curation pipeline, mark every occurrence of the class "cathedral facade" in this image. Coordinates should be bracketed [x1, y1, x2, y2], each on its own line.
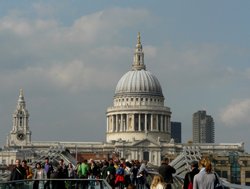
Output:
[3, 34, 245, 166]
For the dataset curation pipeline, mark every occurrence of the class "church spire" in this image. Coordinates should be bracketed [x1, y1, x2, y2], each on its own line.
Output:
[132, 32, 146, 71]
[7, 89, 31, 147]
[17, 88, 26, 110]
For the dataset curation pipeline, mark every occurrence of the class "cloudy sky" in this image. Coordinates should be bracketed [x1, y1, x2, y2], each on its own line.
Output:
[0, 1, 250, 152]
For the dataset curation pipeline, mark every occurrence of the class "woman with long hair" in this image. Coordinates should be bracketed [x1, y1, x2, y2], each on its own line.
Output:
[150, 175, 166, 189]
[202, 160, 218, 188]
[193, 157, 207, 189]
[33, 162, 47, 189]
[193, 158, 222, 189]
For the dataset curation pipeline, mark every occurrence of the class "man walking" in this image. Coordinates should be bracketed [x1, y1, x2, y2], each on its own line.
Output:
[44, 157, 54, 189]
[10, 159, 26, 189]
[21, 159, 33, 179]
[158, 158, 176, 189]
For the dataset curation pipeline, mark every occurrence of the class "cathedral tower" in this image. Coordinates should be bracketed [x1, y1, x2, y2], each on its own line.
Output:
[7, 89, 31, 147]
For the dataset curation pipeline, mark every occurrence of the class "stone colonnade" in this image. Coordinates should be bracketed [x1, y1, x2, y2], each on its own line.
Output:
[107, 113, 170, 133]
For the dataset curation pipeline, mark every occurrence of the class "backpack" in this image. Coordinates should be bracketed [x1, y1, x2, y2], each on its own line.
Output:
[187, 174, 193, 189]
[116, 167, 124, 175]
[214, 173, 224, 189]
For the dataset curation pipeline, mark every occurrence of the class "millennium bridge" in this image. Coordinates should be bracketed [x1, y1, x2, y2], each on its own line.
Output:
[0, 146, 249, 189]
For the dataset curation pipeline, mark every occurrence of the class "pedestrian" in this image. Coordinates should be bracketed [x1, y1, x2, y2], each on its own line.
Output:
[67, 163, 75, 189]
[124, 161, 132, 188]
[193, 157, 207, 189]
[9, 159, 26, 189]
[22, 159, 33, 179]
[44, 157, 54, 189]
[130, 160, 139, 185]
[105, 162, 116, 189]
[89, 159, 99, 189]
[79, 159, 89, 189]
[203, 160, 217, 188]
[137, 160, 149, 189]
[74, 161, 82, 189]
[150, 175, 166, 189]
[57, 159, 68, 189]
[33, 162, 47, 189]
[115, 164, 125, 189]
[158, 158, 176, 189]
[182, 161, 199, 189]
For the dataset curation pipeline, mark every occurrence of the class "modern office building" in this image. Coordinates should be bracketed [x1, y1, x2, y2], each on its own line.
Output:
[170, 122, 181, 143]
[193, 110, 214, 143]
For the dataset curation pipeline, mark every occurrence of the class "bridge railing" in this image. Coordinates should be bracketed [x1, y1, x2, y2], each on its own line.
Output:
[0, 178, 112, 189]
[1, 176, 250, 189]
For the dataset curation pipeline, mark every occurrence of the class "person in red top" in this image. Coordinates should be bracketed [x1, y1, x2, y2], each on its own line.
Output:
[115, 164, 125, 188]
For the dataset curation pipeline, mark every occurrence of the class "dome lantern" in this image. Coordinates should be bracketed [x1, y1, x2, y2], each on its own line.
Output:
[132, 32, 145, 71]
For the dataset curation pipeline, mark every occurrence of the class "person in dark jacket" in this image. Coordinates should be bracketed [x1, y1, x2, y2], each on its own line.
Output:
[183, 161, 199, 189]
[10, 159, 27, 189]
[105, 162, 116, 189]
[158, 158, 176, 189]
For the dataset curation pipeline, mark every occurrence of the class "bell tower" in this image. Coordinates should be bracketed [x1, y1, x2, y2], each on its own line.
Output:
[6, 89, 32, 147]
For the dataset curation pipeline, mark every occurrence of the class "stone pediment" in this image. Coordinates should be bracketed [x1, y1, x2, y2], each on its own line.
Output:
[132, 138, 160, 147]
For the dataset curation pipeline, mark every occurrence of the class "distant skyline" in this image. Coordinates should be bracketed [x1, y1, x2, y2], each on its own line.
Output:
[0, 1, 250, 152]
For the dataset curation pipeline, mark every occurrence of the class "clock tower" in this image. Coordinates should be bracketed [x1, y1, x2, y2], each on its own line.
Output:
[6, 89, 31, 147]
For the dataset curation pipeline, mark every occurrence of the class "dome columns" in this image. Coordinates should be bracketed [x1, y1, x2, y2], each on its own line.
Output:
[106, 111, 171, 141]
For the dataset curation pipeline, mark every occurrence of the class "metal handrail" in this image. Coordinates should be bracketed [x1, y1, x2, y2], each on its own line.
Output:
[0, 178, 112, 189]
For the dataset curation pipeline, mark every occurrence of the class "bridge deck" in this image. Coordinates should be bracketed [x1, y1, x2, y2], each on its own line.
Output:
[1, 145, 250, 188]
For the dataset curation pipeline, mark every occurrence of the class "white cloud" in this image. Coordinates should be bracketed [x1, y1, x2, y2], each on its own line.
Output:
[0, 7, 152, 92]
[220, 99, 250, 127]
[0, 7, 151, 67]
[0, 17, 33, 36]
[0, 58, 121, 94]
[48, 60, 87, 88]
[46, 60, 110, 92]
[66, 7, 151, 44]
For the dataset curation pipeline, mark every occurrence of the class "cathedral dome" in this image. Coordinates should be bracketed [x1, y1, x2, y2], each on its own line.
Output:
[114, 32, 163, 98]
[106, 33, 171, 144]
[115, 70, 163, 97]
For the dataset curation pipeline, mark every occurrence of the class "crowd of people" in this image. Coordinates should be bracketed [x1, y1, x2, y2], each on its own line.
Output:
[8, 156, 221, 189]
[9, 157, 152, 189]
